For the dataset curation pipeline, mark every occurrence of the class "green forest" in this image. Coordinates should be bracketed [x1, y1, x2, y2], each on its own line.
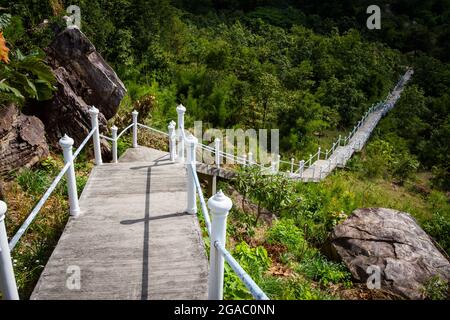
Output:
[0, 0, 449, 300]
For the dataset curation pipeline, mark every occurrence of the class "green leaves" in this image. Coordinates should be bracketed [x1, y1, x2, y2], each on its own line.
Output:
[234, 166, 296, 224]
[223, 241, 271, 300]
[0, 49, 56, 103]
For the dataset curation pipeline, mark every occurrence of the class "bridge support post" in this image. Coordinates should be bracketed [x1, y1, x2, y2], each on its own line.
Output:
[242, 154, 247, 167]
[168, 121, 177, 162]
[186, 134, 198, 214]
[325, 149, 329, 160]
[111, 125, 118, 163]
[308, 154, 312, 167]
[59, 135, 81, 217]
[270, 154, 276, 173]
[132, 110, 139, 148]
[0, 201, 19, 300]
[214, 138, 220, 168]
[89, 106, 103, 165]
[290, 158, 294, 173]
[207, 190, 233, 300]
[276, 154, 280, 172]
[338, 135, 342, 147]
[247, 152, 253, 166]
[176, 104, 186, 163]
[299, 160, 304, 177]
[317, 147, 321, 160]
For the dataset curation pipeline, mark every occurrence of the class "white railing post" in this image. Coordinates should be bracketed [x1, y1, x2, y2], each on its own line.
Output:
[168, 121, 177, 162]
[338, 135, 342, 147]
[186, 134, 198, 214]
[0, 201, 19, 300]
[276, 154, 280, 172]
[176, 104, 186, 163]
[89, 106, 103, 165]
[247, 152, 253, 166]
[132, 110, 139, 148]
[59, 135, 81, 217]
[317, 147, 321, 160]
[290, 158, 294, 173]
[270, 154, 276, 173]
[242, 154, 247, 167]
[111, 125, 118, 164]
[325, 149, 329, 160]
[299, 160, 304, 177]
[308, 154, 312, 167]
[215, 138, 221, 168]
[207, 190, 233, 300]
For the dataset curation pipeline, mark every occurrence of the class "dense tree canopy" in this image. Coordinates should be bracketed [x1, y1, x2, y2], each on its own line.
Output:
[1, 0, 448, 189]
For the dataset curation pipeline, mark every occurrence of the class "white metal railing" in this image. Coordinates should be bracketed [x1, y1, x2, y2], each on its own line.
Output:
[0, 106, 104, 299]
[181, 129, 268, 300]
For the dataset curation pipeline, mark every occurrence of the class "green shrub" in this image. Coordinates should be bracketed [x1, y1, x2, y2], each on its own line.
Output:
[423, 192, 450, 256]
[117, 135, 132, 157]
[232, 241, 271, 281]
[423, 212, 450, 255]
[223, 241, 271, 300]
[391, 152, 419, 184]
[364, 139, 394, 179]
[297, 251, 352, 287]
[223, 263, 253, 300]
[267, 218, 307, 258]
[423, 275, 449, 300]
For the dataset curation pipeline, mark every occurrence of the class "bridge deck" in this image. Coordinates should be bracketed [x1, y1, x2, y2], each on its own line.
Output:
[31, 147, 208, 300]
[291, 69, 413, 182]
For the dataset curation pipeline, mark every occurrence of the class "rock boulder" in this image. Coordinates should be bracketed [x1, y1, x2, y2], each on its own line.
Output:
[29, 26, 126, 150]
[0, 103, 49, 177]
[329, 208, 450, 299]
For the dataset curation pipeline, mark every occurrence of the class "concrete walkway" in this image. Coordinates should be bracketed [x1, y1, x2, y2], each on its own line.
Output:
[31, 147, 208, 300]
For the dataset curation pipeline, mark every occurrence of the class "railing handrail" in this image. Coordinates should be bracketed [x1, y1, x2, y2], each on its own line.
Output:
[188, 163, 212, 236]
[9, 127, 97, 251]
[215, 241, 269, 300]
[188, 157, 269, 300]
[137, 123, 169, 136]
[116, 123, 134, 140]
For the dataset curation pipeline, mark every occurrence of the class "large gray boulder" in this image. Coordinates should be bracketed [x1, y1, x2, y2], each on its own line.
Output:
[0, 103, 49, 177]
[30, 26, 126, 150]
[329, 208, 450, 299]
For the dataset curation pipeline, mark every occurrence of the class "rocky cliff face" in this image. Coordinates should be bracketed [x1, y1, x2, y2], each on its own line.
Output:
[1, 26, 126, 176]
[29, 26, 126, 150]
[0, 103, 49, 177]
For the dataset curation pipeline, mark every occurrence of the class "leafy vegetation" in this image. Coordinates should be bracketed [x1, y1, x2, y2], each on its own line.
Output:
[0, 13, 56, 106]
[423, 275, 449, 300]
